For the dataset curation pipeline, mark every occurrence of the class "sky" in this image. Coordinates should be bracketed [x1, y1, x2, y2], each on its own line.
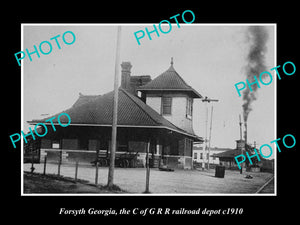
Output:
[22, 24, 275, 151]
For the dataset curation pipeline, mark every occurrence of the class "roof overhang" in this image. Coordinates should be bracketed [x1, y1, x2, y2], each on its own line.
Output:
[28, 121, 203, 142]
[136, 88, 202, 98]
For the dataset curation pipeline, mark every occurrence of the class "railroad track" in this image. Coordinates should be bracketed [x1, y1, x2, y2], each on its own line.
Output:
[255, 175, 274, 193]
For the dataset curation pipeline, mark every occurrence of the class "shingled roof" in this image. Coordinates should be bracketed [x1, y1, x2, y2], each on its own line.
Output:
[212, 144, 255, 158]
[137, 59, 202, 98]
[72, 93, 99, 108]
[29, 88, 202, 141]
[212, 149, 243, 158]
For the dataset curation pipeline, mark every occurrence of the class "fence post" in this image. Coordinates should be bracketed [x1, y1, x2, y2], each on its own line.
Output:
[43, 155, 47, 175]
[30, 148, 35, 173]
[75, 160, 79, 182]
[145, 139, 151, 193]
[58, 150, 62, 176]
[95, 149, 99, 185]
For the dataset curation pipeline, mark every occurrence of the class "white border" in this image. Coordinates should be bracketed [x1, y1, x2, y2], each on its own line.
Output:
[21, 24, 24, 195]
[274, 24, 277, 196]
[21, 23, 277, 196]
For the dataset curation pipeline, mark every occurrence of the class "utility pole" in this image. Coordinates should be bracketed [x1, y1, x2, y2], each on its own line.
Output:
[207, 105, 213, 170]
[107, 26, 121, 188]
[202, 96, 219, 170]
[239, 114, 244, 174]
[202, 105, 208, 171]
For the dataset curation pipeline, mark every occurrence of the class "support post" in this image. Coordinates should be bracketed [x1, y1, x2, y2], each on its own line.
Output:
[43, 155, 47, 175]
[30, 148, 35, 173]
[58, 150, 62, 176]
[145, 139, 151, 193]
[95, 149, 99, 185]
[75, 160, 79, 182]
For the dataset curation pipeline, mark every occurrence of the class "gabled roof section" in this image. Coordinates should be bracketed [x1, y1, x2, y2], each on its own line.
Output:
[212, 149, 243, 158]
[72, 93, 100, 108]
[193, 146, 234, 152]
[28, 88, 202, 141]
[213, 144, 255, 158]
[137, 59, 202, 98]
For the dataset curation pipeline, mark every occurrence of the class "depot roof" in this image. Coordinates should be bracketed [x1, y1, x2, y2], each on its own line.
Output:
[28, 88, 202, 141]
[137, 59, 202, 98]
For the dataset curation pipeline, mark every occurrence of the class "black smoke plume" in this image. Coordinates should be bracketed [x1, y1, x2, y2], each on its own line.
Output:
[242, 26, 269, 142]
[242, 26, 269, 121]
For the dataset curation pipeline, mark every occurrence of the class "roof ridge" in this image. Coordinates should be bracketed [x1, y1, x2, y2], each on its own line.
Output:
[165, 65, 192, 88]
[72, 92, 106, 108]
[79, 92, 101, 97]
[136, 66, 202, 98]
[119, 88, 161, 126]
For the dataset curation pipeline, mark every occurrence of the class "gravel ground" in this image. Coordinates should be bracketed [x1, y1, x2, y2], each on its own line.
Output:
[24, 172, 124, 194]
[23, 163, 274, 194]
[258, 177, 275, 193]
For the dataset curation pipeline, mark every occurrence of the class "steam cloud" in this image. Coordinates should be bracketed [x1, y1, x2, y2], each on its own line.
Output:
[242, 26, 269, 123]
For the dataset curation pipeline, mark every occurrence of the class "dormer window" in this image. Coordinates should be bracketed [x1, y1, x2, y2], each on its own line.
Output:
[162, 96, 172, 115]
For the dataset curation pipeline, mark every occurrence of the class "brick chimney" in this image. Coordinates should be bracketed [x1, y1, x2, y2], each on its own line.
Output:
[121, 62, 132, 90]
[236, 139, 245, 151]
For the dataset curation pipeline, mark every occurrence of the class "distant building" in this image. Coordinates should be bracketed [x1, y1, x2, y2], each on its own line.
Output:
[213, 140, 268, 171]
[27, 59, 204, 169]
[193, 146, 234, 166]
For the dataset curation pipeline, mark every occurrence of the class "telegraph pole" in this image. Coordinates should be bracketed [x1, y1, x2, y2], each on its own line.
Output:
[207, 105, 213, 170]
[202, 96, 219, 170]
[202, 104, 208, 171]
[107, 26, 121, 188]
[239, 114, 244, 174]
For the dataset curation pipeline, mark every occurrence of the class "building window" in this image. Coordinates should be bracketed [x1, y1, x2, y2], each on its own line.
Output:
[52, 140, 60, 149]
[186, 97, 193, 119]
[162, 97, 172, 115]
[200, 153, 203, 159]
[193, 152, 197, 159]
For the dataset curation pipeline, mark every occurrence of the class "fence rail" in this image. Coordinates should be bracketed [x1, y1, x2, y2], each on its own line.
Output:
[25, 149, 151, 186]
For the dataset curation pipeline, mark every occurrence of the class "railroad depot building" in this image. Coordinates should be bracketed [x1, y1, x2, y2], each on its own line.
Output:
[27, 59, 203, 169]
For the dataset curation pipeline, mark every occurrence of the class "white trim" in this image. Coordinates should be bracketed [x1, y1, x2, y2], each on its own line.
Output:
[41, 148, 99, 153]
[21, 24, 24, 195]
[40, 148, 137, 154]
[22, 23, 277, 26]
[273, 23, 277, 196]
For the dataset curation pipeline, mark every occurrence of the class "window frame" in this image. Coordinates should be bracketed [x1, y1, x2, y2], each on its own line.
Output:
[161, 96, 172, 115]
[52, 140, 60, 149]
[193, 152, 197, 160]
[186, 97, 193, 119]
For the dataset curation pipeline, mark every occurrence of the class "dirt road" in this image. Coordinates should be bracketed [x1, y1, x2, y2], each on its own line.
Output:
[23, 163, 274, 194]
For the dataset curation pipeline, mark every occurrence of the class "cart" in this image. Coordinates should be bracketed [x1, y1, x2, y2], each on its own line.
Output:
[91, 151, 139, 168]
